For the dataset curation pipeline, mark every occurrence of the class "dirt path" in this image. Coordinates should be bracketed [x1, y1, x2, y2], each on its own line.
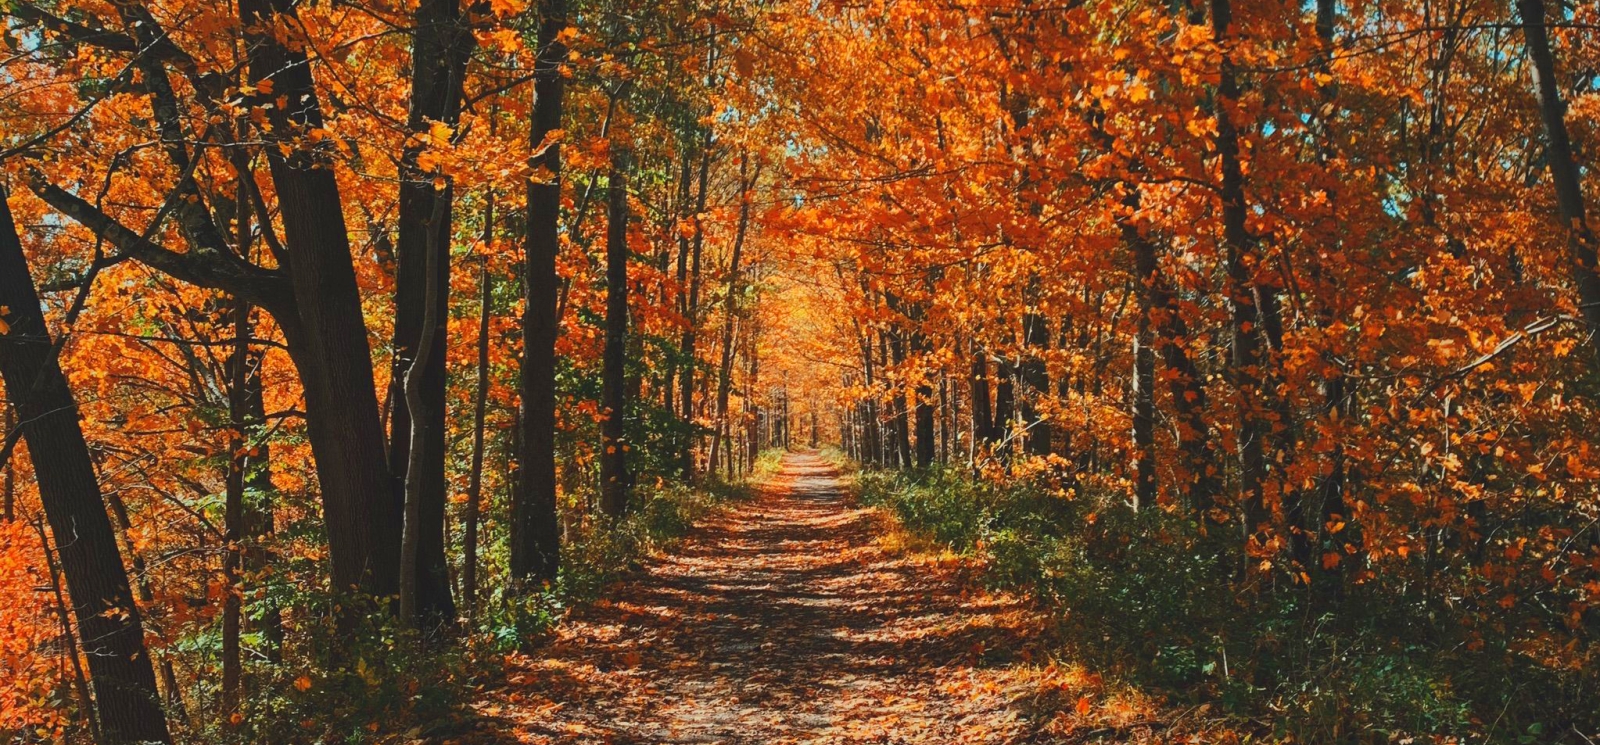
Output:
[472, 452, 1063, 744]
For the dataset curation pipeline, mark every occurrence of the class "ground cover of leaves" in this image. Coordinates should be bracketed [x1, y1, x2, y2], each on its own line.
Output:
[464, 453, 1185, 744]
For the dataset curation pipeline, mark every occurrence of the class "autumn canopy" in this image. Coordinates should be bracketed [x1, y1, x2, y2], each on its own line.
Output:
[1, 0, 1599, 741]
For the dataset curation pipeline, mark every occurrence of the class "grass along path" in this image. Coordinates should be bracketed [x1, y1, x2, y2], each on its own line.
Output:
[460, 451, 1176, 744]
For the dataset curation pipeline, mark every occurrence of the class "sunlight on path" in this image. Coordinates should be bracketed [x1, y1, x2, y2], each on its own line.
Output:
[471, 453, 1057, 744]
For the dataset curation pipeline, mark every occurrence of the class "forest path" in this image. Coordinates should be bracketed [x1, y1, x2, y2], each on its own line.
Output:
[470, 451, 1061, 744]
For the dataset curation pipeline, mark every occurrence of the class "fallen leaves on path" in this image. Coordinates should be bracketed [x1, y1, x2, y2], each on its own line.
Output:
[460, 454, 1197, 744]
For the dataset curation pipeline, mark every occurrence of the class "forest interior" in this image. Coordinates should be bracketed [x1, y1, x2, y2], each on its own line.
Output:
[2, 0, 1600, 742]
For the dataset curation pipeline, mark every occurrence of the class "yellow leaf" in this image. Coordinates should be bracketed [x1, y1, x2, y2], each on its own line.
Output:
[429, 120, 454, 145]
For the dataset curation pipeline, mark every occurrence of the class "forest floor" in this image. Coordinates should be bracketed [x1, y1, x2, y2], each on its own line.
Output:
[461, 451, 1171, 745]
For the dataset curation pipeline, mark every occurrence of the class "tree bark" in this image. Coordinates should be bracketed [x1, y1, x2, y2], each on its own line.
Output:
[1021, 308, 1052, 458]
[399, 184, 450, 627]
[600, 141, 632, 518]
[513, 0, 567, 583]
[0, 189, 172, 745]
[993, 356, 1016, 462]
[969, 341, 994, 451]
[1518, 0, 1600, 367]
[1132, 308, 1157, 510]
[464, 209, 493, 619]
[913, 330, 936, 468]
[710, 155, 753, 472]
[679, 127, 714, 478]
[3, 404, 13, 521]
[1212, 0, 1266, 532]
[241, 0, 402, 602]
[1120, 185, 1220, 513]
[388, 0, 473, 627]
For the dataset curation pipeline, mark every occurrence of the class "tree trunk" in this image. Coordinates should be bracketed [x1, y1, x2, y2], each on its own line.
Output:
[1021, 310, 1052, 457]
[464, 223, 493, 619]
[241, 0, 402, 603]
[600, 142, 632, 518]
[993, 356, 1016, 462]
[388, 0, 473, 627]
[513, 0, 567, 583]
[1212, 0, 1267, 533]
[222, 298, 248, 711]
[913, 330, 936, 468]
[1121, 187, 1220, 513]
[3, 404, 13, 521]
[679, 127, 714, 479]
[969, 341, 993, 451]
[1518, 0, 1600, 367]
[1131, 308, 1157, 510]
[710, 155, 753, 472]
[399, 184, 450, 626]
[0, 189, 172, 745]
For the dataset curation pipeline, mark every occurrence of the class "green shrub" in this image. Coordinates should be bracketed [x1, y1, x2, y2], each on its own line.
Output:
[850, 468, 1593, 744]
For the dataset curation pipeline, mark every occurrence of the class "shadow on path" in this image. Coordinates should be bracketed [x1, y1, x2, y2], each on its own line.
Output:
[466, 452, 1057, 744]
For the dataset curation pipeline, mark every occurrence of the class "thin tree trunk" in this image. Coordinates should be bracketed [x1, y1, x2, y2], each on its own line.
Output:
[1307, 0, 1349, 591]
[600, 141, 632, 518]
[1131, 308, 1156, 510]
[679, 126, 714, 478]
[913, 332, 935, 468]
[993, 356, 1016, 462]
[399, 186, 450, 626]
[222, 297, 248, 710]
[513, 0, 567, 583]
[1121, 188, 1220, 513]
[1518, 0, 1600, 365]
[388, 0, 473, 626]
[0, 189, 171, 744]
[464, 215, 493, 620]
[664, 145, 694, 422]
[1212, 0, 1267, 533]
[969, 341, 993, 449]
[1021, 309, 1052, 457]
[3, 404, 13, 521]
[710, 155, 753, 471]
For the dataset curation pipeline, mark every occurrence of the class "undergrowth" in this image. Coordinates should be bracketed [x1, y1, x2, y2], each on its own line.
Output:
[203, 477, 749, 744]
[855, 467, 1596, 744]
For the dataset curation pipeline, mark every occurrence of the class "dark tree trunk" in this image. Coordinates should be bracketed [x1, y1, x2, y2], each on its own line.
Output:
[746, 326, 761, 470]
[1021, 311, 1051, 457]
[600, 143, 632, 518]
[993, 356, 1016, 461]
[513, 0, 567, 583]
[241, 0, 402, 602]
[969, 342, 993, 449]
[1305, 0, 1348, 590]
[223, 299, 248, 711]
[388, 0, 473, 626]
[1518, 0, 1600, 367]
[938, 372, 950, 463]
[0, 189, 172, 745]
[398, 178, 450, 626]
[885, 332, 912, 468]
[464, 215, 493, 619]
[1212, 0, 1267, 536]
[3, 404, 13, 521]
[711, 156, 753, 472]
[1131, 310, 1157, 510]
[913, 330, 935, 468]
[860, 332, 881, 467]
[1122, 190, 1220, 513]
[679, 127, 714, 478]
